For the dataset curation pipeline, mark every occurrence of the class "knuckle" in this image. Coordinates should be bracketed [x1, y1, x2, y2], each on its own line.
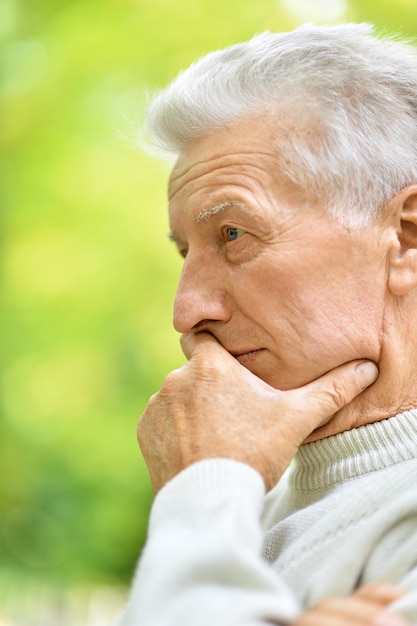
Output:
[137, 413, 148, 446]
[157, 367, 185, 396]
[322, 377, 351, 408]
[164, 367, 184, 385]
[193, 353, 228, 382]
[142, 390, 165, 418]
[146, 389, 161, 406]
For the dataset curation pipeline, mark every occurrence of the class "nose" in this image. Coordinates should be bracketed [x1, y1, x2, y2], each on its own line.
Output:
[173, 254, 233, 333]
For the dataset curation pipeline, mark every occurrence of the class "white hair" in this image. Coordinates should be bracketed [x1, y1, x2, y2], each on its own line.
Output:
[145, 23, 417, 228]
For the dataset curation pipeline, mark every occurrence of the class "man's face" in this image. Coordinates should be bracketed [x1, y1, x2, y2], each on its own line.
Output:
[168, 115, 389, 390]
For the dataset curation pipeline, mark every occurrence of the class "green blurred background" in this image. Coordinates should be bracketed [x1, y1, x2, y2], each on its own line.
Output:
[1, 0, 417, 623]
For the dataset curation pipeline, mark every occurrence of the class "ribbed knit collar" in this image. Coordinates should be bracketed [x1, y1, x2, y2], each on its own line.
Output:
[291, 409, 417, 490]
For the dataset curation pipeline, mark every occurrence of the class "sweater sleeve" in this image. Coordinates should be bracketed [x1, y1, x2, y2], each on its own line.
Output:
[116, 459, 300, 626]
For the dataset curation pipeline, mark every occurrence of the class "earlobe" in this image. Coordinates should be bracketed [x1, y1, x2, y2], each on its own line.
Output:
[388, 186, 417, 296]
[389, 253, 417, 295]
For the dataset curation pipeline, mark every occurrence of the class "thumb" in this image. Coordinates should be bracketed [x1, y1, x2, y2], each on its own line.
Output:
[289, 360, 379, 432]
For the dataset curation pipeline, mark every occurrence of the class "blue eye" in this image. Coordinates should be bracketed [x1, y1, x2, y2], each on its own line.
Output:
[225, 227, 243, 241]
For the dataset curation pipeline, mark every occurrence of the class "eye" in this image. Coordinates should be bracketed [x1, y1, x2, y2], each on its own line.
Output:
[224, 226, 245, 242]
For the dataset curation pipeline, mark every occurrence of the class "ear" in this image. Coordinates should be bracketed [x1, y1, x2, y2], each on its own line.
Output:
[388, 185, 417, 296]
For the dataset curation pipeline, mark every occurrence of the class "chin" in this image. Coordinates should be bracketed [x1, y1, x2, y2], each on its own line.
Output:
[254, 368, 308, 391]
[240, 351, 326, 390]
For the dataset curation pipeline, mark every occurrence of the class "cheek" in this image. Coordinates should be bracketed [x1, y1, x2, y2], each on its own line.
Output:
[293, 286, 384, 366]
[235, 263, 316, 345]
[243, 262, 383, 362]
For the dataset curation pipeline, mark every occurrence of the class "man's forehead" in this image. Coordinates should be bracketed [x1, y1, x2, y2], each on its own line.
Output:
[167, 114, 285, 200]
[168, 151, 272, 201]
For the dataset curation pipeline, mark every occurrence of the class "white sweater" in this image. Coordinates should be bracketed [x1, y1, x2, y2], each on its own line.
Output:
[117, 410, 417, 625]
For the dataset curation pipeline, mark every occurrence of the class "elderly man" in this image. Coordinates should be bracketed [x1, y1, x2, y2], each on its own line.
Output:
[118, 23, 417, 626]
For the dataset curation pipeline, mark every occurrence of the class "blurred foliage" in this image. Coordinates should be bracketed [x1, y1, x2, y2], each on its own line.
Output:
[1, 0, 417, 618]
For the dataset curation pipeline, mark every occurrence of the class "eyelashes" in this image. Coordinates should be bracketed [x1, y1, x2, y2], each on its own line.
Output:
[174, 225, 248, 260]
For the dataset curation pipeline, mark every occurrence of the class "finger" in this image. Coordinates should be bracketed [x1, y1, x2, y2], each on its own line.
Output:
[294, 594, 408, 626]
[295, 606, 408, 626]
[290, 359, 379, 429]
[180, 331, 230, 361]
[293, 611, 357, 626]
[355, 583, 405, 604]
[313, 596, 399, 619]
[372, 613, 410, 626]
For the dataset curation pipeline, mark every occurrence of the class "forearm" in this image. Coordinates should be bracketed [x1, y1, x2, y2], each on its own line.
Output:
[117, 459, 299, 626]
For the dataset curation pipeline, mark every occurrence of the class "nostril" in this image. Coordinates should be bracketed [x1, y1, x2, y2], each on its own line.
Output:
[192, 320, 215, 331]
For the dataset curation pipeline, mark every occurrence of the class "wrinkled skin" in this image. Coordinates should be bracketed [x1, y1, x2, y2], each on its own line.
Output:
[138, 332, 378, 493]
[138, 113, 417, 626]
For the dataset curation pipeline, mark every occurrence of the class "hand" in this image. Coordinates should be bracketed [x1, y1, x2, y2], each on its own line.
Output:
[138, 332, 378, 493]
[292, 583, 409, 626]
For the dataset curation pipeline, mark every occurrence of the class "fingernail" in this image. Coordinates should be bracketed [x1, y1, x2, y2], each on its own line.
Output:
[373, 613, 408, 626]
[356, 361, 379, 390]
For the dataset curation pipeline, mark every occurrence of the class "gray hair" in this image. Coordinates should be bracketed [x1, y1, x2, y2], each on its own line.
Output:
[145, 23, 417, 228]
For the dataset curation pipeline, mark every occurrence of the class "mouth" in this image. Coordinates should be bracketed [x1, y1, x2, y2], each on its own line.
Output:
[232, 348, 265, 364]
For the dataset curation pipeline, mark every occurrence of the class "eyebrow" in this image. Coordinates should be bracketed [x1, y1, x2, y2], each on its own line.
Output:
[167, 200, 250, 243]
[194, 200, 246, 224]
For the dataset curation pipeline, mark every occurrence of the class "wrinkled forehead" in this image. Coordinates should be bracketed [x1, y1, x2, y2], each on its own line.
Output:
[167, 149, 311, 231]
[166, 106, 324, 210]
[168, 114, 284, 199]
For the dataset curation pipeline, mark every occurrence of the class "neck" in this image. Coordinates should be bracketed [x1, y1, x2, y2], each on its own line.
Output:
[305, 302, 417, 443]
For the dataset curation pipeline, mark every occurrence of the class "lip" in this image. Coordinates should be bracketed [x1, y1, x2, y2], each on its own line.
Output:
[232, 348, 265, 363]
